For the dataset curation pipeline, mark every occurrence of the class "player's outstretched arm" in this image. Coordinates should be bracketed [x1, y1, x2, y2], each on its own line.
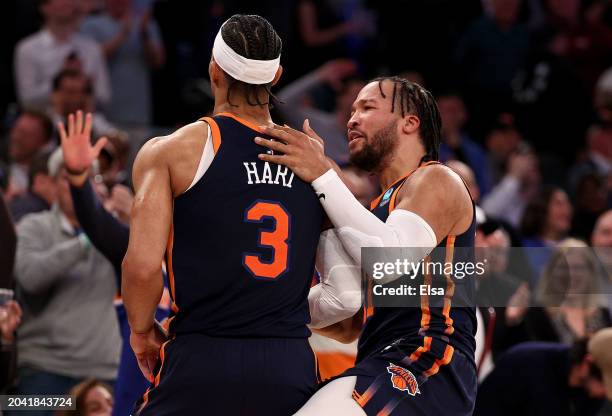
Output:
[122, 138, 171, 381]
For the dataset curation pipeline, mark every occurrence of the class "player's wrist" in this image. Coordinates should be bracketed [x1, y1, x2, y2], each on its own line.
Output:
[311, 168, 338, 190]
[66, 170, 89, 187]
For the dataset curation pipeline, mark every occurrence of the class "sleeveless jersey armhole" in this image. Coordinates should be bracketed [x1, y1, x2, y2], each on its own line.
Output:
[183, 126, 215, 193]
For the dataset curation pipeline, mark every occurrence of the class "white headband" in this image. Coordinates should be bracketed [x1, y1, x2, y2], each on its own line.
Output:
[212, 22, 281, 85]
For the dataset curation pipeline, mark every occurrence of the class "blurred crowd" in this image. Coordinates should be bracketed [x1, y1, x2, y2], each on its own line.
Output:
[1, 0, 612, 415]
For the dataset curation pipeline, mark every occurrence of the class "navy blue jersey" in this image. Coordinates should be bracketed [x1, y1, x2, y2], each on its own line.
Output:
[166, 113, 324, 338]
[357, 162, 477, 364]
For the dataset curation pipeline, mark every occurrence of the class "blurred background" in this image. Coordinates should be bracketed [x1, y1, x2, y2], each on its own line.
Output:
[2, 0, 612, 415]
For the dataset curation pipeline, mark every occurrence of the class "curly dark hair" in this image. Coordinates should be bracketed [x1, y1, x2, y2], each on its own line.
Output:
[371, 76, 442, 163]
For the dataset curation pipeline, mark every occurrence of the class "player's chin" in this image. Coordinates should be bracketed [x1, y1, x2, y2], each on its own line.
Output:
[348, 148, 369, 170]
[348, 136, 366, 153]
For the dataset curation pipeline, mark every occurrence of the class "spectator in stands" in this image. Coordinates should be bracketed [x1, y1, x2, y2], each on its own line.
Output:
[438, 92, 491, 195]
[286, 0, 367, 80]
[520, 187, 572, 280]
[476, 223, 526, 360]
[595, 68, 612, 125]
[474, 339, 606, 415]
[277, 59, 364, 163]
[96, 131, 130, 188]
[481, 145, 540, 227]
[591, 210, 612, 313]
[5, 111, 55, 202]
[525, 239, 610, 345]
[13, 148, 120, 409]
[14, 0, 111, 110]
[56, 378, 113, 416]
[592, 210, 612, 248]
[9, 150, 57, 223]
[571, 173, 608, 242]
[483, 117, 524, 186]
[538, 0, 612, 93]
[512, 28, 592, 165]
[81, 0, 165, 129]
[50, 70, 117, 137]
[455, 0, 529, 131]
[570, 125, 612, 196]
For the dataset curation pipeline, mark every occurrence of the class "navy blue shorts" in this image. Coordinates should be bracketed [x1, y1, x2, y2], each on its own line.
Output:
[339, 337, 477, 416]
[134, 334, 318, 416]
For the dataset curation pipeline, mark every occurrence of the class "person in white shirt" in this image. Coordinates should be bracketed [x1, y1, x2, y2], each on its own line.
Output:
[14, 0, 111, 111]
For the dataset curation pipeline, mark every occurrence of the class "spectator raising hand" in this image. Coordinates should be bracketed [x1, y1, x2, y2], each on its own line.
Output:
[104, 184, 134, 224]
[316, 59, 358, 91]
[58, 110, 108, 187]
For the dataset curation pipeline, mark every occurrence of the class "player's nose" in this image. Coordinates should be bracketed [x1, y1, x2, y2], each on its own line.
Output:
[347, 112, 359, 130]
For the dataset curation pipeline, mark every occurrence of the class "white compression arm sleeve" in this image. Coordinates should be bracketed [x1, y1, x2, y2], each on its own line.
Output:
[308, 229, 362, 329]
[312, 169, 438, 280]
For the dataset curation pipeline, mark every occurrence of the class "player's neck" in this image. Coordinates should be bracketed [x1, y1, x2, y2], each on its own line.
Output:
[378, 147, 426, 191]
[213, 101, 273, 128]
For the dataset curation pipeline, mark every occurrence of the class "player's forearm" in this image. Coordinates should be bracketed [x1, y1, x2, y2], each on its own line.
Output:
[312, 170, 437, 260]
[122, 259, 164, 334]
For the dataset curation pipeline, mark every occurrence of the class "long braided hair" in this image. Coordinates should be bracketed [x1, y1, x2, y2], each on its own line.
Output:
[219, 15, 282, 107]
[372, 76, 442, 163]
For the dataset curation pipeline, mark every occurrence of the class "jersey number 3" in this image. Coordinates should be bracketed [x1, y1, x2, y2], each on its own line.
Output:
[243, 201, 290, 280]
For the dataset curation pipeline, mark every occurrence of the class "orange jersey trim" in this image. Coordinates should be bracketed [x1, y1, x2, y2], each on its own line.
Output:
[442, 236, 456, 335]
[409, 336, 432, 362]
[199, 116, 222, 153]
[154, 340, 171, 387]
[423, 344, 455, 377]
[216, 111, 265, 134]
[419, 256, 432, 329]
[138, 387, 151, 415]
[166, 224, 177, 308]
[353, 381, 380, 408]
[369, 160, 441, 210]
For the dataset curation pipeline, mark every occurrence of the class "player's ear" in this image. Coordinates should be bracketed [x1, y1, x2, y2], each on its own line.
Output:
[401, 114, 420, 136]
[271, 65, 283, 87]
[209, 59, 223, 88]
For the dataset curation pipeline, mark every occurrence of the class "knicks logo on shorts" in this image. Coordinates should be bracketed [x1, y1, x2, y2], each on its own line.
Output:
[387, 364, 420, 396]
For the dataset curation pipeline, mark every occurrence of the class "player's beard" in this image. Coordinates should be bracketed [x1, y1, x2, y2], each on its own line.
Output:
[349, 121, 398, 172]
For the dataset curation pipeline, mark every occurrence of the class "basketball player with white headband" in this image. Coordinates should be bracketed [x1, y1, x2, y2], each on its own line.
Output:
[122, 14, 361, 415]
